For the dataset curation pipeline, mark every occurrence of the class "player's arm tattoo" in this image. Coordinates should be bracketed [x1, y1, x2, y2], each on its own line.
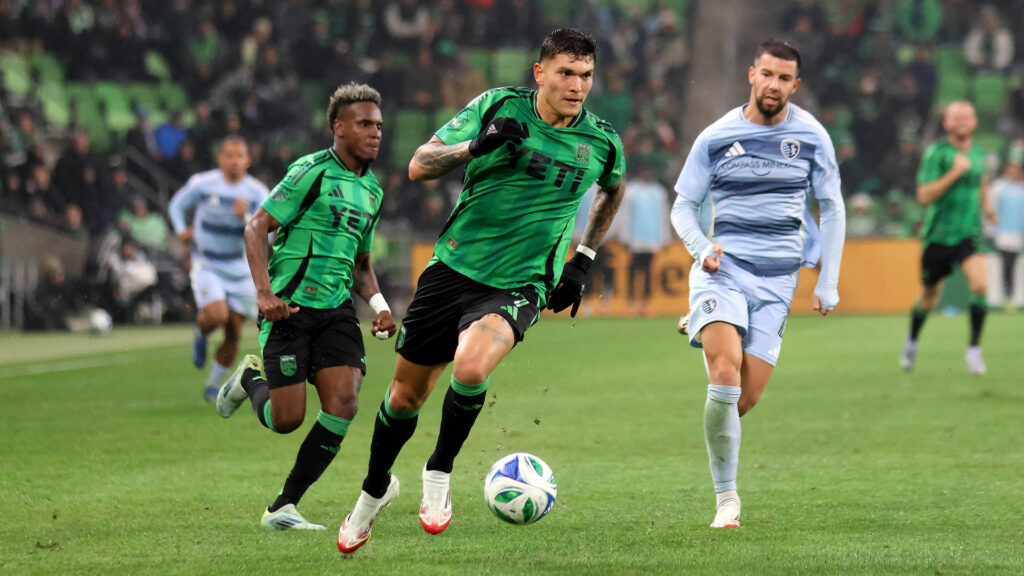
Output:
[409, 135, 473, 181]
[352, 251, 382, 303]
[580, 175, 626, 249]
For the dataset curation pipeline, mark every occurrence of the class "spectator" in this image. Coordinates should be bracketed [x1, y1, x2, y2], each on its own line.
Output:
[384, 0, 432, 53]
[165, 140, 202, 184]
[620, 164, 670, 317]
[24, 256, 77, 331]
[23, 164, 64, 226]
[989, 146, 1024, 307]
[52, 130, 96, 208]
[847, 193, 879, 237]
[118, 196, 170, 252]
[894, 0, 942, 43]
[155, 111, 188, 159]
[440, 54, 487, 111]
[98, 234, 158, 323]
[964, 5, 1015, 74]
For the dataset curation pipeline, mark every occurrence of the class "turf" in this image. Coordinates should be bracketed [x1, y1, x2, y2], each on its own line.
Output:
[1, 314, 1021, 575]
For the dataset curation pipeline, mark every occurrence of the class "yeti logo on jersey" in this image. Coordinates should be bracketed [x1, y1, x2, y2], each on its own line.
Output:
[701, 297, 717, 315]
[724, 141, 746, 158]
[280, 355, 297, 376]
[576, 142, 591, 164]
[780, 138, 801, 160]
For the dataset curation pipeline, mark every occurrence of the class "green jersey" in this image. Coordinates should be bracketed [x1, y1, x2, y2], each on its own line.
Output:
[262, 148, 383, 309]
[916, 139, 986, 247]
[433, 87, 625, 303]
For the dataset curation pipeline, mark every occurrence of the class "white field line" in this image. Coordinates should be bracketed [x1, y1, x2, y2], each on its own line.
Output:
[0, 350, 175, 379]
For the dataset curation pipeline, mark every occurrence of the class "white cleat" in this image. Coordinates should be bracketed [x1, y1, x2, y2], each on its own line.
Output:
[420, 466, 452, 534]
[677, 313, 690, 335]
[966, 346, 987, 375]
[217, 354, 260, 418]
[261, 503, 326, 530]
[899, 339, 917, 373]
[337, 475, 400, 554]
[710, 490, 741, 528]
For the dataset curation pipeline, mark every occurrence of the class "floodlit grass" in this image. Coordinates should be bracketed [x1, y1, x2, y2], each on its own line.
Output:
[1, 314, 1021, 575]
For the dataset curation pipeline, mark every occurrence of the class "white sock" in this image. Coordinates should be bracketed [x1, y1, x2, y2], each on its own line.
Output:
[206, 361, 231, 387]
[705, 384, 741, 494]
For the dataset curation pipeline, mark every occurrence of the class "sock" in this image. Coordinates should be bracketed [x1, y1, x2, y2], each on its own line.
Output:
[206, 361, 231, 388]
[362, 388, 419, 498]
[909, 302, 929, 342]
[704, 384, 742, 494]
[242, 367, 275, 432]
[269, 411, 350, 512]
[969, 295, 987, 347]
[426, 377, 490, 474]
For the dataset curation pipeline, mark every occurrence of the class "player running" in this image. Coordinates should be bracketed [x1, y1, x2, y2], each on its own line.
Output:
[215, 83, 396, 530]
[337, 28, 625, 553]
[672, 40, 846, 528]
[899, 101, 997, 375]
[169, 137, 268, 402]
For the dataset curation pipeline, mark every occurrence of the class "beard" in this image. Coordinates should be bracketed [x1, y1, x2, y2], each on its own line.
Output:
[755, 93, 786, 119]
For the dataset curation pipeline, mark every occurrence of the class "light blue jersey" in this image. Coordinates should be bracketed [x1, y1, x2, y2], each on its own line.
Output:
[168, 169, 269, 277]
[991, 177, 1024, 251]
[622, 179, 670, 253]
[673, 103, 841, 276]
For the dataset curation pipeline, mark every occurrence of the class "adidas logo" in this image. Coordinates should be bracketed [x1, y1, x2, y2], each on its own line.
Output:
[328, 185, 344, 199]
[724, 141, 746, 158]
[486, 124, 498, 135]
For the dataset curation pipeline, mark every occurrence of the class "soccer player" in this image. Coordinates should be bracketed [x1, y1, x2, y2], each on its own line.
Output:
[671, 40, 845, 528]
[169, 137, 268, 401]
[215, 83, 397, 530]
[900, 101, 998, 375]
[337, 28, 625, 553]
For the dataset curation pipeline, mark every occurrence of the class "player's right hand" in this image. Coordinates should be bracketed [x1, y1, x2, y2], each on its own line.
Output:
[469, 117, 528, 157]
[702, 244, 724, 273]
[178, 227, 194, 244]
[258, 291, 299, 322]
[952, 153, 972, 175]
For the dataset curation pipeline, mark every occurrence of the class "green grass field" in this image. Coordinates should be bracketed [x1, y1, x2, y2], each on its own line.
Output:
[1, 314, 1022, 575]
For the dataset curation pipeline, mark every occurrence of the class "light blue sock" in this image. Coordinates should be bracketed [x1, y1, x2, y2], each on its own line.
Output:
[206, 361, 231, 387]
[704, 384, 742, 493]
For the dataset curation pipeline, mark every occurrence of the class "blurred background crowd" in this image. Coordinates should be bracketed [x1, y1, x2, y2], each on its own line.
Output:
[1, 0, 1023, 328]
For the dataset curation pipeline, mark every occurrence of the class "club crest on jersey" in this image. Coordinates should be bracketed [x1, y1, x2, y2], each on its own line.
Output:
[780, 138, 801, 160]
[701, 297, 717, 315]
[448, 110, 469, 130]
[280, 355, 297, 377]
[576, 142, 591, 164]
[271, 187, 286, 201]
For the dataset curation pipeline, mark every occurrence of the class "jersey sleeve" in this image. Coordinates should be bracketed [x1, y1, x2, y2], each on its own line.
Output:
[810, 126, 842, 200]
[167, 175, 200, 234]
[263, 160, 321, 227]
[597, 130, 626, 189]
[673, 130, 712, 203]
[917, 143, 945, 185]
[434, 88, 509, 145]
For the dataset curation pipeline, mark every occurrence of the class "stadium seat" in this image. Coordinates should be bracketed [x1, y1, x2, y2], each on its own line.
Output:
[144, 50, 173, 81]
[466, 49, 492, 85]
[158, 82, 190, 112]
[0, 52, 33, 99]
[30, 51, 64, 85]
[974, 131, 1004, 159]
[38, 81, 71, 129]
[972, 74, 1007, 130]
[126, 83, 162, 113]
[493, 48, 532, 87]
[94, 81, 137, 132]
[392, 109, 431, 167]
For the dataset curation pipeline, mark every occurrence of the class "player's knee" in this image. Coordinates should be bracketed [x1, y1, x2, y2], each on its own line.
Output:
[322, 393, 358, 420]
[200, 306, 229, 329]
[271, 414, 303, 434]
[708, 357, 741, 388]
[387, 383, 427, 414]
[451, 362, 491, 387]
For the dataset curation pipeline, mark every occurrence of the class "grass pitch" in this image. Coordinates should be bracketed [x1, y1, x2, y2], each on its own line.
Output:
[1, 314, 1021, 575]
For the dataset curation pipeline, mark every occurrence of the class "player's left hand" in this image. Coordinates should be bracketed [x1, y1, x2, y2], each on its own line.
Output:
[985, 207, 999, 225]
[372, 310, 397, 340]
[546, 252, 593, 317]
[233, 196, 248, 219]
[812, 287, 839, 316]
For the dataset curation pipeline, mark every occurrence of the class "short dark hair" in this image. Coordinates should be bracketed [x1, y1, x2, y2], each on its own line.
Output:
[219, 135, 247, 151]
[327, 82, 382, 128]
[754, 39, 802, 74]
[539, 28, 598, 64]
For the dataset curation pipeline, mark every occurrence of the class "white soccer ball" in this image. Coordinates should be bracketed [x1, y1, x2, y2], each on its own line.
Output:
[484, 452, 557, 525]
[89, 308, 113, 335]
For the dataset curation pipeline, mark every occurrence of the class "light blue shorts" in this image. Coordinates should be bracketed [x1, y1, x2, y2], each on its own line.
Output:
[190, 258, 258, 318]
[687, 255, 798, 366]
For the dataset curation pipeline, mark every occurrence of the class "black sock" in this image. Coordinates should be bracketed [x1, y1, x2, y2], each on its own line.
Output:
[242, 368, 273, 430]
[426, 386, 487, 474]
[969, 303, 987, 347]
[361, 401, 418, 498]
[268, 416, 346, 512]
[909, 304, 928, 341]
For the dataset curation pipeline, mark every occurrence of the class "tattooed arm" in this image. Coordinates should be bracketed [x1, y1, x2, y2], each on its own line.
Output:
[579, 173, 627, 250]
[408, 136, 473, 181]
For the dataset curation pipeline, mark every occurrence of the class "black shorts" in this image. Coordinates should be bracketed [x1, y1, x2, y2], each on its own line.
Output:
[258, 299, 366, 389]
[396, 261, 542, 366]
[922, 238, 977, 286]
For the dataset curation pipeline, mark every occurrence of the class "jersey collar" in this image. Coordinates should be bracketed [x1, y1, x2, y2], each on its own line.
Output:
[531, 90, 587, 129]
[328, 147, 368, 177]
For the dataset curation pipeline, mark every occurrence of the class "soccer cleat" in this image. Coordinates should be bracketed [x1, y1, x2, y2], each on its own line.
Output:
[420, 466, 453, 534]
[677, 313, 690, 335]
[966, 346, 987, 375]
[261, 503, 326, 530]
[337, 475, 400, 554]
[192, 327, 207, 369]
[899, 338, 917, 372]
[217, 354, 260, 418]
[710, 490, 741, 528]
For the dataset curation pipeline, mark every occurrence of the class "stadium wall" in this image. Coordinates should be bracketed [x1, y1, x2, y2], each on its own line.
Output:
[411, 239, 924, 315]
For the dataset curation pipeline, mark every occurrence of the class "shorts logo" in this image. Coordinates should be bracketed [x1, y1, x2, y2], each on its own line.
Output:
[447, 237, 459, 250]
[280, 355, 297, 377]
[304, 285, 318, 294]
[780, 138, 801, 160]
[701, 297, 717, 315]
[576, 142, 591, 164]
[396, 325, 407, 349]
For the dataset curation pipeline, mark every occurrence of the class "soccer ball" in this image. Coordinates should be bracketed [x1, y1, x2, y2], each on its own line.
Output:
[89, 308, 113, 335]
[484, 452, 557, 525]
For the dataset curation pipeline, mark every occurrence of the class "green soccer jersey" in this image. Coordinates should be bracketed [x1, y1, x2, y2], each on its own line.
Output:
[262, 147, 383, 309]
[916, 139, 986, 248]
[433, 87, 625, 304]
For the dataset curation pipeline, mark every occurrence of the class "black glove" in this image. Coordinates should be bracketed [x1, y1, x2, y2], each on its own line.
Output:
[468, 117, 528, 157]
[546, 252, 593, 317]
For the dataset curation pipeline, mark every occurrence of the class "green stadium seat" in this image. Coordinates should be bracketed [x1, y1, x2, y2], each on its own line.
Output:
[144, 50, 172, 81]
[467, 49, 492, 85]
[158, 82, 190, 112]
[0, 52, 33, 98]
[392, 109, 431, 167]
[933, 44, 967, 77]
[94, 81, 136, 132]
[126, 83, 161, 113]
[38, 81, 71, 129]
[493, 48, 532, 87]
[29, 51, 64, 85]
[935, 69, 969, 105]
[972, 74, 1007, 130]
[974, 131, 1004, 158]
